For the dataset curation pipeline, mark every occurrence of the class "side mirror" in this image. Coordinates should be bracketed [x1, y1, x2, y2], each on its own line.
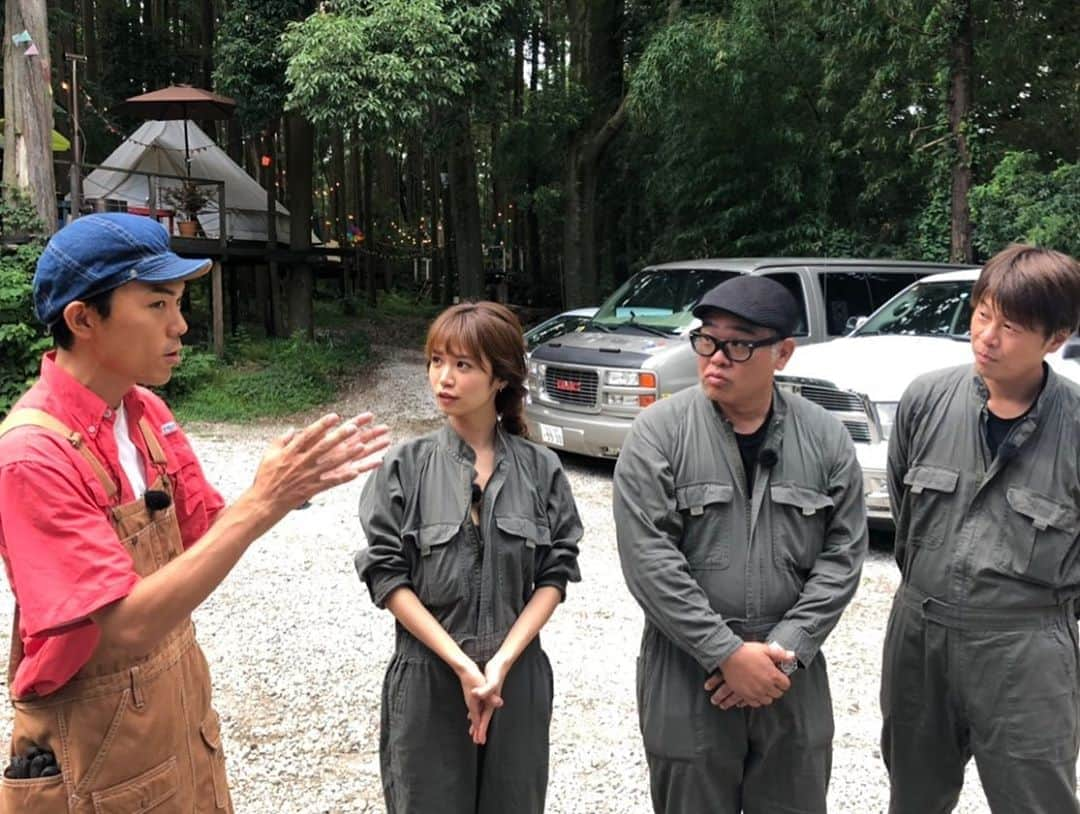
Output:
[1064, 340, 1080, 360]
[845, 315, 869, 333]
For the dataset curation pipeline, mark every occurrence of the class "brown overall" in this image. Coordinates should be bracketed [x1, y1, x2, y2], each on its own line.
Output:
[0, 409, 232, 813]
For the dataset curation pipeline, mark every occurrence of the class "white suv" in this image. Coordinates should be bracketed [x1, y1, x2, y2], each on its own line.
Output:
[775, 268, 1080, 530]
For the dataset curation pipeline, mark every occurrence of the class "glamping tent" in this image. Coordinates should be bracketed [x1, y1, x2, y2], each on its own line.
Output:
[81, 120, 298, 243]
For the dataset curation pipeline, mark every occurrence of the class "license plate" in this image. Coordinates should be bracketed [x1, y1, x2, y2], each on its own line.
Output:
[539, 423, 564, 447]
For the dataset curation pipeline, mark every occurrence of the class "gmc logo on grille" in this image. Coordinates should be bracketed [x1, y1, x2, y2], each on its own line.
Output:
[554, 378, 582, 393]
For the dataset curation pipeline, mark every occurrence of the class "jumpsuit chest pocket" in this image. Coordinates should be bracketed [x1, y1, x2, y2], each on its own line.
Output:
[900, 465, 959, 550]
[494, 514, 552, 600]
[675, 482, 734, 570]
[770, 483, 833, 570]
[410, 522, 467, 608]
[997, 487, 1080, 586]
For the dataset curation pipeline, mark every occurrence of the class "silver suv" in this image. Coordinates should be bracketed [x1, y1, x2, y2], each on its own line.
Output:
[525, 258, 974, 458]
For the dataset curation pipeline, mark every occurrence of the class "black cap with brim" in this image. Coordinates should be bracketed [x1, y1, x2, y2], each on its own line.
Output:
[692, 274, 800, 337]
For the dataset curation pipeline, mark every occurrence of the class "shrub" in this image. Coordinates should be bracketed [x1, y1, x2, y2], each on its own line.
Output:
[0, 194, 49, 416]
[160, 331, 371, 422]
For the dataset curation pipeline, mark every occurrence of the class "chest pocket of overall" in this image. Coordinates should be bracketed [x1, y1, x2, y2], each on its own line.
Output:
[494, 514, 552, 602]
[412, 522, 466, 608]
[771, 484, 833, 570]
[900, 465, 959, 550]
[998, 487, 1080, 586]
[675, 482, 734, 570]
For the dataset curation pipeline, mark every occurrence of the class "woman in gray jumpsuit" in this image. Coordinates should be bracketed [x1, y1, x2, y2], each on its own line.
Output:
[356, 302, 583, 814]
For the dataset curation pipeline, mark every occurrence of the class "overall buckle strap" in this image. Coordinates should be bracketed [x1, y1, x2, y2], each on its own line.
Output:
[0, 408, 118, 500]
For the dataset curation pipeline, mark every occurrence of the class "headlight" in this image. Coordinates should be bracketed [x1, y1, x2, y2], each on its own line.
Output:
[874, 402, 898, 441]
[529, 361, 546, 378]
[605, 370, 657, 388]
[605, 393, 657, 408]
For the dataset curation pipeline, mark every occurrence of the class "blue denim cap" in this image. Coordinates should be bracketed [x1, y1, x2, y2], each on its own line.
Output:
[33, 213, 212, 326]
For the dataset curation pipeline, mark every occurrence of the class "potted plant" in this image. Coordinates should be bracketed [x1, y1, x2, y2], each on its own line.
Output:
[163, 180, 211, 236]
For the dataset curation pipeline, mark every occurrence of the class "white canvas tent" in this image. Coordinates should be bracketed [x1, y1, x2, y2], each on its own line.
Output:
[80, 120, 301, 243]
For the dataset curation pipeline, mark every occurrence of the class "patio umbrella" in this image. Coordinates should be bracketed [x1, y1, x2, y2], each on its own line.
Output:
[115, 85, 236, 175]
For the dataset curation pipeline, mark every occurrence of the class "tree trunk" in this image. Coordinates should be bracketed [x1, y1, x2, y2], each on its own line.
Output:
[263, 126, 285, 336]
[198, 0, 215, 136]
[332, 131, 347, 245]
[525, 17, 542, 301]
[351, 136, 363, 296]
[375, 146, 398, 291]
[4, 0, 57, 234]
[227, 118, 244, 167]
[286, 112, 314, 339]
[441, 159, 456, 304]
[362, 146, 377, 307]
[427, 153, 443, 304]
[509, 30, 525, 282]
[448, 111, 484, 300]
[560, 0, 625, 307]
[79, 0, 96, 84]
[947, 0, 974, 264]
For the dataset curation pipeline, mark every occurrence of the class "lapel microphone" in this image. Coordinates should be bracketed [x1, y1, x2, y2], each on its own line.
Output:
[144, 490, 172, 512]
[471, 482, 483, 506]
[758, 448, 779, 469]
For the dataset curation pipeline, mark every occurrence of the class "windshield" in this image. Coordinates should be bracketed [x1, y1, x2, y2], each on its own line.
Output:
[854, 280, 973, 338]
[592, 268, 739, 333]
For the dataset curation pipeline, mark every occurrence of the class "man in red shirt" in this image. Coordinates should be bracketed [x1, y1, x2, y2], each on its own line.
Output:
[0, 213, 389, 812]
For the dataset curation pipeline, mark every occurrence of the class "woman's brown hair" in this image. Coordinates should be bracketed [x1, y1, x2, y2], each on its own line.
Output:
[424, 302, 529, 437]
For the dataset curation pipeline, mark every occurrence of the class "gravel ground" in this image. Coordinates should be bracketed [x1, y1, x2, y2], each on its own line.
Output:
[0, 337, 1002, 813]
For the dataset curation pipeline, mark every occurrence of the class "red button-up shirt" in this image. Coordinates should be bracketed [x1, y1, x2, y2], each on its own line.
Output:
[0, 352, 225, 698]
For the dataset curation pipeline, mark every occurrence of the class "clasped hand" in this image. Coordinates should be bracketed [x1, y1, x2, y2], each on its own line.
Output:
[704, 642, 795, 710]
[457, 655, 510, 745]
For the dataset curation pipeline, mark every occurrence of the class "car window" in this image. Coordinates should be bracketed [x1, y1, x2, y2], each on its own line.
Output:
[760, 272, 809, 336]
[855, 280, 973, 337]
[525, 315, 592, 349]
[593, 269, 740, 331]
[818, 272, 925, 336]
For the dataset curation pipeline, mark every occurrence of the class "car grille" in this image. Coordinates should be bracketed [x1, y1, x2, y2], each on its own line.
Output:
[797, 384, 864, 412]
[544, 367, 599, 407]
[788, 381, 874, 443]
[840, 419, 872, 443]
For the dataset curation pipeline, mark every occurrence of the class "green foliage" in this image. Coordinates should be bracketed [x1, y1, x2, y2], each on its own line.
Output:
[160, 331, 371, 422]
[0, 195, 49, 417]
[970, 152, 1080, 259]
[215, 0, 311, 134]
[626, 6, 859, 259]
[282, 0, 508, 135]
[360, 290, 442, 319]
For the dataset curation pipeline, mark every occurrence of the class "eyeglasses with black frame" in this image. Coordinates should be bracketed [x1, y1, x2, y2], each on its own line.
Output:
[688, 330, 784, 362]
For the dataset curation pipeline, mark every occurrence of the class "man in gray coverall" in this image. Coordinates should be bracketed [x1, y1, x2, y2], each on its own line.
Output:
[614, 274, 868, 814]
[882, 244, 1080, 813]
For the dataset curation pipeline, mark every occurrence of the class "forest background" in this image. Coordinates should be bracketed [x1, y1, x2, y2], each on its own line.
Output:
[1, 0, 1077, 415]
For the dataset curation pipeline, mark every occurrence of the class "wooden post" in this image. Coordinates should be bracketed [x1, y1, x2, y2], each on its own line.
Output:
[211, 261, 224, 358]
[217, 179, 226, 250]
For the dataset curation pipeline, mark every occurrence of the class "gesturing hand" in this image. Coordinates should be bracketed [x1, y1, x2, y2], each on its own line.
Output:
[710, 642, 793, 709]
[252, 412, 390, 514]
[470, 655, 510, 745]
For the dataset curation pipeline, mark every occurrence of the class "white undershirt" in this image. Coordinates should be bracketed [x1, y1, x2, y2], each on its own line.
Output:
[113, 402, 147, 498]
